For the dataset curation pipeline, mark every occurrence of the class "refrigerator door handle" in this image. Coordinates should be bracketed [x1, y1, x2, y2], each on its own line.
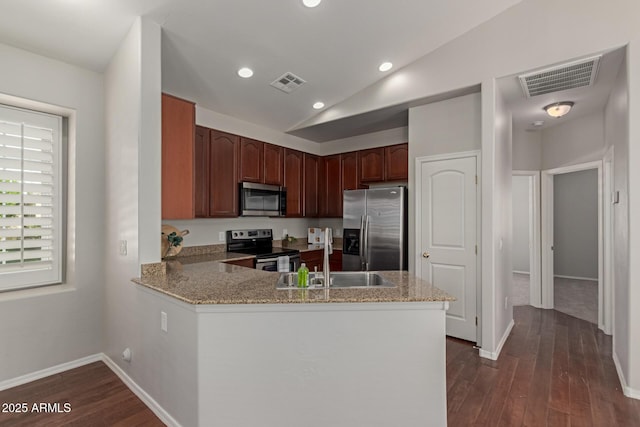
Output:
[359, 215, 365, 269]
[363, 215, 370, 271]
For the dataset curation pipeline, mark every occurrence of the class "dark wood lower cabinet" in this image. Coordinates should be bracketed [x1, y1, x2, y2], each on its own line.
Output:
[224, 258, 255, 268]
[329, 249, 342, 271]
[301, 249, 323, 272]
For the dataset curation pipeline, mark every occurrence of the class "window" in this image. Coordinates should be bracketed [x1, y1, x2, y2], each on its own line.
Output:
[0, 104, 63, 291]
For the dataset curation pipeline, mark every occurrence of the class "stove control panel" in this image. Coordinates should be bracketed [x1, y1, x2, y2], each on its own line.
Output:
[227, 229, 272, 241]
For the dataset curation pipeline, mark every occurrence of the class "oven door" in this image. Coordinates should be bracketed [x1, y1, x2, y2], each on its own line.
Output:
[255, 255, 300, 272]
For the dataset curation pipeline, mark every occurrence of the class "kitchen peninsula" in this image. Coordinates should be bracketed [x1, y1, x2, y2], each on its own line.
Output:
[133, 254, 453, 427]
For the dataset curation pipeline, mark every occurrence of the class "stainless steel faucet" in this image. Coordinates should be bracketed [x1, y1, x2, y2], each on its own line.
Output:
[323, 227, 332, 287]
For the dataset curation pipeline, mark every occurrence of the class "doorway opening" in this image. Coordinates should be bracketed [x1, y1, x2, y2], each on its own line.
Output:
[541, 161, 610, 331]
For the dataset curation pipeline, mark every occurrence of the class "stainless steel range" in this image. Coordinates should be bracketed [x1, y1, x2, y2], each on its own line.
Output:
[225, 229, 300, 272]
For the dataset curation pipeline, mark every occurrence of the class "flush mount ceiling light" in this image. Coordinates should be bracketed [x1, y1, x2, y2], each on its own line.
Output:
[543, 101, 574, 118]
[237, 67, 254, 78]
[378, 62, 393, 72]
[313, 102, 325, 110]
[303, 0, 322, 7]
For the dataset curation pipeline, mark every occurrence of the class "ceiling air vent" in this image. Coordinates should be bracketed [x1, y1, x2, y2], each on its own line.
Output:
[270, 72, 306, 94]
[518, 55, 601, 98]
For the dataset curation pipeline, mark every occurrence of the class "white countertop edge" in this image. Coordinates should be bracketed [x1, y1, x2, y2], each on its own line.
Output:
[193, 301, 449, 314]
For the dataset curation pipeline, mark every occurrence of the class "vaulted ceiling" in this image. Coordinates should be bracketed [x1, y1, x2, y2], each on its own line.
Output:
[0, 0, 523, 140]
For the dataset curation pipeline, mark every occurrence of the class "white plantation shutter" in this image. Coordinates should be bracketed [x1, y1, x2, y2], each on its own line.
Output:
[0, 104, 62, 291]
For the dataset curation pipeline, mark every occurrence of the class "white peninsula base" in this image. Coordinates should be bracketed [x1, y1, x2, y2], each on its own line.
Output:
[136, 286, 449, 427]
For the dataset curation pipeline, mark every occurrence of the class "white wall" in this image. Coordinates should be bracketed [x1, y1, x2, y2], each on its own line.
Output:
[481, 81, 514, 356]
[542, 111, 605, 170]
[196, 106, 322, 155]
[553, 170, 599, 279]
[512, 176, 530, 273]
[408, 92, 481, 274]
[322, 126, 408, 155]
[105, 16, 190, 423]
[605, 53, 631, 389]
[512, 128, 542, 171]
[0, 43, 105, 382]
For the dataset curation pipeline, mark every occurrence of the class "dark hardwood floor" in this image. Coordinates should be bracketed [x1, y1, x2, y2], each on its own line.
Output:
[0, 362, 163, 426]
[1, 306, 639, 426]
[447, 305, 640, 426]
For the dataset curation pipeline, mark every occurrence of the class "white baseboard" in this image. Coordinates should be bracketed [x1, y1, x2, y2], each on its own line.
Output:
[101, 354, 182, 427]
[0, 353, 102, 391]
[554, 274, 598, 282]
[479, 319, 515, 361]
[513, 270, 530, 275]
[613, 351, 640, 400]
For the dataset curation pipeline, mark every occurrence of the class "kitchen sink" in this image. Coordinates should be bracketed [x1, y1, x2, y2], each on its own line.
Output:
[276, 271, 395, 289]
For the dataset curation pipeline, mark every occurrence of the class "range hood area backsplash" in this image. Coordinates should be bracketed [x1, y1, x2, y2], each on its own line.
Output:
[164, 217, 343, 247]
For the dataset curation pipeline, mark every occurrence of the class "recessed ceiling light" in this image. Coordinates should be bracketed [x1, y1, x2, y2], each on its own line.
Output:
[237, 67, 254, 78]
[543, 101, 574, 118]
[313, 102, 325, 110]
[303, 0, 322, 7]
[379, 62, 393, 72]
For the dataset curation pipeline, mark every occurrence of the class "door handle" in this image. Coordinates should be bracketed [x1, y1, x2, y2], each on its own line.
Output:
[422, 251, 430, 259]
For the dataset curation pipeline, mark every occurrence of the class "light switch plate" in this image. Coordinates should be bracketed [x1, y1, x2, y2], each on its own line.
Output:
[119, 240, 127, 256]
[219, 231, 225, 242]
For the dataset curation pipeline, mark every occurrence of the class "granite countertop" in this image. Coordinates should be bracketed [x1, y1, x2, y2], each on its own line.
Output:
[133, 257, 454, 305]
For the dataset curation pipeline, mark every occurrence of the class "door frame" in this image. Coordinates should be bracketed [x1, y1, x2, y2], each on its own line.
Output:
[512, 171, 542, 308]
[415, 150, 481, 343]
[541, 160, 610, 333]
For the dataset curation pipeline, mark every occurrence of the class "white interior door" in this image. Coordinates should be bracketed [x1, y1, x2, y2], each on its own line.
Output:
[419, 156, 477, 341]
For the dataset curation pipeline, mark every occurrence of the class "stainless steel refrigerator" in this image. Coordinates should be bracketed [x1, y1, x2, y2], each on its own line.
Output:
[342, 186, 408, 271]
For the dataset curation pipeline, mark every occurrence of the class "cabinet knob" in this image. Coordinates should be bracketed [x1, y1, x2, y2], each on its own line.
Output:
[422, 251, 430, 259]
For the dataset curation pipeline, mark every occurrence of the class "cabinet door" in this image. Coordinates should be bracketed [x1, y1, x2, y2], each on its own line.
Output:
[324, 154, 342, 217]
[239, 138, 264, 183]
[209, 130, 239, 217]
[341, 151, 360, 191]
[304, 153, 319, 217]
[162, 94, 195, 219]
[301, 250, 324, 272]
[385, 143, 408, 181]
[263, 143, 284, 185]
[194, 126, 210, 217]
[330, 249, 343, 272]
[359, 147, 385, 183]
[284, 148, 304, 217]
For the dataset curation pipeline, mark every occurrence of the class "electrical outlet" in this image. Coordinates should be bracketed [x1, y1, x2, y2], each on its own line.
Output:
[161, 311, 168, 333]
[219, 231, 225, 242]
[504, 296, 508, 309]
[283, 229, 288, 237]
[119, 240, 127, 256]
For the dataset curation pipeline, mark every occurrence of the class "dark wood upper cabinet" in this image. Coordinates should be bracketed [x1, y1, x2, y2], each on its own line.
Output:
[161, 94, 195, 219]
[324, 154, 342, 217]
[385, 143, 409, 181]
[194, 126, 210, 218]
[303, 153, 319, 217]
[341, 151, 360, 191]
[209, 130, 239, 217]
[263, 143, 284, 185]
[284, 148, 304, 217]
[238, 138, 264, 183]
[359, 147, 385, 183]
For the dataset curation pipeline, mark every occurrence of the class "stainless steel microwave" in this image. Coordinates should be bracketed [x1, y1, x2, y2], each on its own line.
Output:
[239, 182, 286, 217]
